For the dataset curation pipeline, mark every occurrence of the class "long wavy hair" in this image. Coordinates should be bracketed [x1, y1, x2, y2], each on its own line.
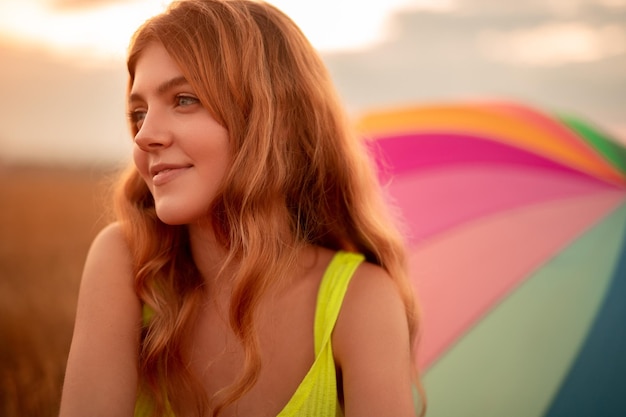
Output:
[115, 0, 423, 415]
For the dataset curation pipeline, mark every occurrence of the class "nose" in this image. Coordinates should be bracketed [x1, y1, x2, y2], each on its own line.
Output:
[133, 109, 172, 151]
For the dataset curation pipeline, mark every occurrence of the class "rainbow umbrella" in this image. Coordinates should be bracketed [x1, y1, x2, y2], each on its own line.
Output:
[357, 102, 626, 416]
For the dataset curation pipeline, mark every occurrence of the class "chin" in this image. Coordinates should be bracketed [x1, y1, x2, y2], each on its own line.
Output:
[155, 205, 207, 226]
[156, 216, 188, 226]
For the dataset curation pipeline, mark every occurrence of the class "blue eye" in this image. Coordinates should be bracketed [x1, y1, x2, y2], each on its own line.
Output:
[128, 109, 146, 129]
[177, 95, 199, 106]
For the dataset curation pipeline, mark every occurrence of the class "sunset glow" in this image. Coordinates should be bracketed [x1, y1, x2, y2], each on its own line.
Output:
[1, 0, 624, 167]
[0, 0, 450, 59]
[0, 0, 171, 59]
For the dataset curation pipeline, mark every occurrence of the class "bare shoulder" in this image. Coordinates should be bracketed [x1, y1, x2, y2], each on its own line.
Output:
[333, 261, 409, 356]
[342, 261, 406, 316]
[76, 221, 138, 330]
[87, 221, 131, 262]
[77, 222, 136, 299]
[333, 260, 416, 416]
[60, 222, 140, 416]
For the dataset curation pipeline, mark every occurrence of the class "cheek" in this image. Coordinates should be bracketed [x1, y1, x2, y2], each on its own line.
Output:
[132, 147, 150, 180]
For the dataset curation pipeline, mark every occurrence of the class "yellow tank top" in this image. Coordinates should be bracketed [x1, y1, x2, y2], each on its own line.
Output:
[136, 251, 364, 417]
[277, 251, 364, 416]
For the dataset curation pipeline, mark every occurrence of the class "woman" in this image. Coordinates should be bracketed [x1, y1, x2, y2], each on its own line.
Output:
[60, 1, 423, 416]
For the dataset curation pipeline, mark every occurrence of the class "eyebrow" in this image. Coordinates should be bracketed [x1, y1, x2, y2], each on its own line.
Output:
[129, 75, 190, 103]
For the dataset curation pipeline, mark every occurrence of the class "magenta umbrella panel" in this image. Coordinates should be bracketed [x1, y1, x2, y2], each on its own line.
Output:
[358, 101, 626, 417]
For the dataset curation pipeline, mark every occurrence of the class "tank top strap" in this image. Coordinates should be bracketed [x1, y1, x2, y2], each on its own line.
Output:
[314, 251, 365, 355]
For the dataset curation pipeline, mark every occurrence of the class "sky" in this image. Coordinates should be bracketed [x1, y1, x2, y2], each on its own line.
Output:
[0, 0, 624, 166]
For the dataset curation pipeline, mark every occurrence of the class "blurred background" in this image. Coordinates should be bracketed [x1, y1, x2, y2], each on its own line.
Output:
[0, 0, 624, 416]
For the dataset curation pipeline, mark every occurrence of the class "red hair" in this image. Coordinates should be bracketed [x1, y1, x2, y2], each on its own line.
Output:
[116, 0, 423, 415]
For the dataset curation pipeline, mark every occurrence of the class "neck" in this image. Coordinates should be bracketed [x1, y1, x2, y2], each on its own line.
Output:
[187, 219, 231, 287]
[187, 217, 313, 299]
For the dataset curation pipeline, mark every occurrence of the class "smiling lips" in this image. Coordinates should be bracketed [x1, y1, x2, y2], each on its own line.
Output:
[150, 164, 192, 186]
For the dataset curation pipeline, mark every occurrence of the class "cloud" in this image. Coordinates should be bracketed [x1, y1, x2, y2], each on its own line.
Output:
[264, 0, 456, 52]
[477, 23, 626, 66]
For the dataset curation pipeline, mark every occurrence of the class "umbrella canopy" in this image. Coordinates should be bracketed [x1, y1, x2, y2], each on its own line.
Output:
[357, 102, 626, 417]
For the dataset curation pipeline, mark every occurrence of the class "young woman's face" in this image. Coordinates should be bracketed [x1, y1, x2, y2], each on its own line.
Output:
[129, 42, 230, 226]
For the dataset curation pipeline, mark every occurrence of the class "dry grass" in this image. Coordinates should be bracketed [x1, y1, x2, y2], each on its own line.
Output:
[0, 164, 114, 417]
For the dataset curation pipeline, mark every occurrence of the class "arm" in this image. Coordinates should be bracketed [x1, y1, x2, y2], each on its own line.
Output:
[333, 262, 416, 417]
[59, 223, 141, 417]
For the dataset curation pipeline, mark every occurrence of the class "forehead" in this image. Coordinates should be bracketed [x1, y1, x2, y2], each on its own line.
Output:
[130, 42, 186, 94]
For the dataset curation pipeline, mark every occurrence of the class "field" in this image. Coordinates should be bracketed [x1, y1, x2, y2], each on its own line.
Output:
[0, 164, 114, 417]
